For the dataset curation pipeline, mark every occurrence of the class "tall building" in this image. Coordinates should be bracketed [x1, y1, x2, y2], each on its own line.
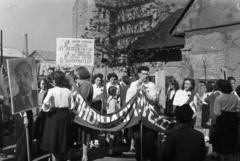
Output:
[72, 0, 188, 69]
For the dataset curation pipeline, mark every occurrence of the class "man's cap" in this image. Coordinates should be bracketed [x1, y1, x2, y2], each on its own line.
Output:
[175, 104, 193, 124]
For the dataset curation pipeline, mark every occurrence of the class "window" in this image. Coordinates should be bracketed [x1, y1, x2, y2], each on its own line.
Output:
[102, 38, 106, 45]
[102, 10, 106, 19]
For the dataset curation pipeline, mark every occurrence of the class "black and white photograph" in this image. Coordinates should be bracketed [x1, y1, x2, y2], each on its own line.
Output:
[0, 0, 239, 161]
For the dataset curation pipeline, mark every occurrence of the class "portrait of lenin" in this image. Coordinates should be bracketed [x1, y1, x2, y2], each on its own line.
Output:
[7, 58, 38, 114]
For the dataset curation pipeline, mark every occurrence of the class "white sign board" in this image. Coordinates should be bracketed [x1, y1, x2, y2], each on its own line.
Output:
[56, 38, 94, 66]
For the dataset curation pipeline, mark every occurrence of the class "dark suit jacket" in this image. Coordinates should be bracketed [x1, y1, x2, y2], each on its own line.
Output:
[161, 126, 207, 161]
[12, 90, 38, 114]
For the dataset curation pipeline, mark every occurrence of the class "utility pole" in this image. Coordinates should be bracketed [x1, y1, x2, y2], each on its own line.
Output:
[24, 33, 29, 57]
[0, 30, 3, 66]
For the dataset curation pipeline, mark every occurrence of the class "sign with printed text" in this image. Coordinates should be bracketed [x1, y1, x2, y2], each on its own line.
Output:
[56, 38, 94, 66]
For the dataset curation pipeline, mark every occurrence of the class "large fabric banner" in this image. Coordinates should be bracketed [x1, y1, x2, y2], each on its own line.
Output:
[71, 85, 176, 133]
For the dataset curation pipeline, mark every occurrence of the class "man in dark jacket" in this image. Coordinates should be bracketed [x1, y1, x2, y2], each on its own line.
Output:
[161, 104, 207, 161]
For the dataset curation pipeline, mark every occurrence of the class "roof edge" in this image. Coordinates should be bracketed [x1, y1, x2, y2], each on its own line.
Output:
[169, 0, 195, 36]
[29, 50, 54, 61]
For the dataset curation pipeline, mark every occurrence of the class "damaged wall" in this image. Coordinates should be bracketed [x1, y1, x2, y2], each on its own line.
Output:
[183, 24, 240, 81]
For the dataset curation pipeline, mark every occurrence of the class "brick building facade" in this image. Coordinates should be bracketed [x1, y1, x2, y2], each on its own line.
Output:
[170, 0, 240, 87]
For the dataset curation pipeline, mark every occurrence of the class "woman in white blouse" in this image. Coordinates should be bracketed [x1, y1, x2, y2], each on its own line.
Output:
[91, 73, 103, 148]
[41, 71, 75, 161]
[173, 78, 198, 126]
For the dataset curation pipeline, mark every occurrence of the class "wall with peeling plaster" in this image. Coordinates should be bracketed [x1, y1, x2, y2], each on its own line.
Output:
[174, 0, 240, 35]
[183, 24, 240, 82]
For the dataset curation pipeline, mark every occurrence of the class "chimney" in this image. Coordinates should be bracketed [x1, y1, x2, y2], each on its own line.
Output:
[24, 33, 29, 57]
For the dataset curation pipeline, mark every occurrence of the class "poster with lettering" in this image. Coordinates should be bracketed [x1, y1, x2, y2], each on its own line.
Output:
[56, 38, 94, 66]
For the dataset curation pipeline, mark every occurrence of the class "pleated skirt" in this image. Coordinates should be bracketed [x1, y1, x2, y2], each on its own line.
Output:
[215, 111, 239, 154]
[42, 108, 71, 159]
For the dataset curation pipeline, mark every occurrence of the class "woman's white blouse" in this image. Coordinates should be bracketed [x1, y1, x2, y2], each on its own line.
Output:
[42, 87, 75, 112]
[173, 89, 198, 118]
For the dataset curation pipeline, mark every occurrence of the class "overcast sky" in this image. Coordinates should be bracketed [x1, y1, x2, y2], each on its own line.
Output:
[0, 0, 75, 53]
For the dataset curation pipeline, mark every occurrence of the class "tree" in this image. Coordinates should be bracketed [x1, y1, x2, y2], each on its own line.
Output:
[81, 0, 173, 76]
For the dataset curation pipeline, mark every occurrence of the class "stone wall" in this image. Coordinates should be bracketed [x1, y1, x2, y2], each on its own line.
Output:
[183, 24, 240, 84]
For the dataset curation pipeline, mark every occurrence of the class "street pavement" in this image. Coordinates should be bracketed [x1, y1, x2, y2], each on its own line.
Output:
[0, 114, 217, 161]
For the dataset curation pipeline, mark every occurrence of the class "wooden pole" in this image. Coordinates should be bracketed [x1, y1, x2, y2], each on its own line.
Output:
[140, 123, 143, 161]
[90, 66, 95, 83]
[0, 30, 3, 66]
[24, 118, 31, 161]
[101, 63, 108, 113]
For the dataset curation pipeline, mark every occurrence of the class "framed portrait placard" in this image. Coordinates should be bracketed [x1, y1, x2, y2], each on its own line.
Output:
[7, 58, 39, 114]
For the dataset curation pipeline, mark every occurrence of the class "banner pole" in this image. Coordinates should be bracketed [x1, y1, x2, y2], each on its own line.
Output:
[0, 105, 4, 146]
[140, 122, 143, 161]
[101, 63, 108, 113]
[25, 118, 31, 161]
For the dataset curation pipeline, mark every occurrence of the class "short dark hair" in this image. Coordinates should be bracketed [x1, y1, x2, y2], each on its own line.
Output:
[122, 76, 130, 86]
[214, 79, 223, 91]
[107, 73, 118, 80]
[75, 66, 91, 80]
[219, 80, 233, 94]
[51, 71, 66, 87]
[39, 77, 50, 89]
[94, 73, 103, 80]
[175, 104, 193, 124]
[227, 76, 236, 82]
[137, 66, 149, 74]
[108, 86, 117, 96]
[168, 77, 179, 90]
[181, 78, 195, 91]
[205, 83, 213, 93]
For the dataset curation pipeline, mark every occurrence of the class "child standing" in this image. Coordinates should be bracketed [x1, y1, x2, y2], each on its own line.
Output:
[106, 86, 121, 157]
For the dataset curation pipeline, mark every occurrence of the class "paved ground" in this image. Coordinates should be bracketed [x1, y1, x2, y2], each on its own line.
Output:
[0, 113, 228, 161]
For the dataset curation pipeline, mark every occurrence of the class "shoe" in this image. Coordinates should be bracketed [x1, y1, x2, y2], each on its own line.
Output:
[107, 153, 118, 157]
[210, 155, 219, 160]
[0, 153, 7, 158]
[82, 157, 88, 161]
[113, 151, 122, 156]
[128, 148, 135, 153]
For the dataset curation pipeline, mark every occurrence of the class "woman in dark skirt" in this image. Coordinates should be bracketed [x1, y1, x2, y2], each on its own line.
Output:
[41, 71, 75, 161]
[214, 80, 239, 161]
[72, 66, 93, 161]
[204, 80, 221, 160]
[91, 73, 103, 148]
[201, 83, 213, 142]
[34, 77, 50, 154]
[165, 77, 179, 117]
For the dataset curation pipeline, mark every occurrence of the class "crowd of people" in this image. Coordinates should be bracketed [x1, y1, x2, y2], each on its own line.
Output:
[0, 64, 239, 161]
